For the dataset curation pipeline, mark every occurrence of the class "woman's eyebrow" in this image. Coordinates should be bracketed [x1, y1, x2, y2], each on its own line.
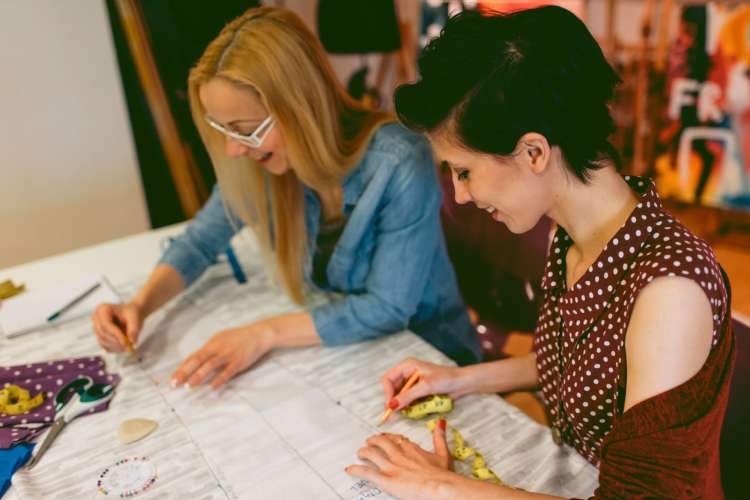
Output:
[443, 160, 467, 171]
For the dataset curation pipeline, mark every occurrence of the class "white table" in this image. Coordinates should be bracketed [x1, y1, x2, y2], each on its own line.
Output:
[1, 226, 598, 499]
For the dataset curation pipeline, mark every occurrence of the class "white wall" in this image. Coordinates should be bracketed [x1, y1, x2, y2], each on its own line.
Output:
[0, 0, 149, 269]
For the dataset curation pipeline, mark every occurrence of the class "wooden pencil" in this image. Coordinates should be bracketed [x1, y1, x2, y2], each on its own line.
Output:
[378, 370, 420, 425]
[121, 332, 142, 362]
[113, 316, 141, 362]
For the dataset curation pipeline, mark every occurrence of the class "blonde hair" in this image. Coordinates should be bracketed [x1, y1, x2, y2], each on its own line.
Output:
[188, 7, 394, 303]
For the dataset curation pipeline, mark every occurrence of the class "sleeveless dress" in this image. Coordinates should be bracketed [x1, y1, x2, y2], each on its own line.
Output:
[533, 176, 734, 498]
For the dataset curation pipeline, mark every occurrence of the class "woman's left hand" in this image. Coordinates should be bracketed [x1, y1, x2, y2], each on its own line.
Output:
[170, 321, 275, 389]
[345, 419, 460, 500]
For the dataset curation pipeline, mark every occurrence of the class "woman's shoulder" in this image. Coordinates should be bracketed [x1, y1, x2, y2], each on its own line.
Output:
[352, 122, 437, 193]
[365, 122, 432, 162]
[342, 123, 441, 221]
[630, 213, 728, 345]
[635, 214, 725, 294]
[621, 214, 730, 413]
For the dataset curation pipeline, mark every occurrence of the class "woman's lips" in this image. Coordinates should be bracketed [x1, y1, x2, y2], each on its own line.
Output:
[257, 152, 273, 163]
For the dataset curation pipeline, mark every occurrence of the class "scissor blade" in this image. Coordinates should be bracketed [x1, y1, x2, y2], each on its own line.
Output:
[25, 419, 66, 469]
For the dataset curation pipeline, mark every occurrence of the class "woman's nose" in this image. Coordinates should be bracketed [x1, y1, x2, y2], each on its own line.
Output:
[452, 177, 472, 205]
[225, 137, 249, 158]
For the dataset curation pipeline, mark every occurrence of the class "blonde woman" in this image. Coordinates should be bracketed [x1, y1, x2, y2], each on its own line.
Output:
[91, 7, 480, 388]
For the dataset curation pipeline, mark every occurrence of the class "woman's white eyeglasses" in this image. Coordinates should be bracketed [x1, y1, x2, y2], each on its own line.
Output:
[204, 115, 275, 148]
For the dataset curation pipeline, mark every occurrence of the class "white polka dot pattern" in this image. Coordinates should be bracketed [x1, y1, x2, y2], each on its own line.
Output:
[533, 176, 728, 466]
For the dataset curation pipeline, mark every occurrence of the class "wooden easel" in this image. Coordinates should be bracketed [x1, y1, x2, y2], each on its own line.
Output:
[114, 0, 208, 218]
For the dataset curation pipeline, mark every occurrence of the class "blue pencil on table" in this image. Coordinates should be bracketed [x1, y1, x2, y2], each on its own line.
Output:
[225, 246, 247, 284]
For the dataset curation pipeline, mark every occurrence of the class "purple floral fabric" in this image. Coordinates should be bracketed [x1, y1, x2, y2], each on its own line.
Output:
[0, 356, 120, 448]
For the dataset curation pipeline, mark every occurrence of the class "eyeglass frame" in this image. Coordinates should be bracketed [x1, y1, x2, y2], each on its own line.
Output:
[204, 114, 275, 148]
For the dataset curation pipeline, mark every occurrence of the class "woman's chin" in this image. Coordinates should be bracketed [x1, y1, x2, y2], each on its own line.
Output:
[261, 160, 290, 176]
[505, 217, 540, 235]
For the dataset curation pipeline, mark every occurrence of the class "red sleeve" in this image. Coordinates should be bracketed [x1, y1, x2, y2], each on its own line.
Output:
[590, 320, 735, 499]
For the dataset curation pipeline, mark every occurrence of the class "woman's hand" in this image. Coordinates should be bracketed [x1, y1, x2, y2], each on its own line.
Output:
[381, 358, 467, 411]
[91, 302, 144, 352]
[346, 419, 459, 500]
[170, 321, 275, 389]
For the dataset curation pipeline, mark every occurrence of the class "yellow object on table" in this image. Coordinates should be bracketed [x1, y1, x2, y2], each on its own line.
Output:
[401, 394, 502, 484]
[400, 394, 453, 419]
[427, 418, 502, 485]
[0, 280, 25, 300]
[0, 384, 45, 415]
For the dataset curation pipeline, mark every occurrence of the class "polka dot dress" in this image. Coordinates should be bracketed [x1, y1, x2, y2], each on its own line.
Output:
[533, 176, 728, 466]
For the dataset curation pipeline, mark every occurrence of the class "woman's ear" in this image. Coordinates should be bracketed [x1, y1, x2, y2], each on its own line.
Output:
[517, 133, 551, 175]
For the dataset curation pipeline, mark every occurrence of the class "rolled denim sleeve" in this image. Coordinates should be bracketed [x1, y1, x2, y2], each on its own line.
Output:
[311, 142, 442, 345]
[158, 184, 243, 287]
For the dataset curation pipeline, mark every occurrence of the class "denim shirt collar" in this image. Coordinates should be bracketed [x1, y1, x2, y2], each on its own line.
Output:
[304, 153, 369, 223]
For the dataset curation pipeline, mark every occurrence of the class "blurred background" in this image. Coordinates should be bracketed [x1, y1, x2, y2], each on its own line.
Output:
[1, 0, 748, 314]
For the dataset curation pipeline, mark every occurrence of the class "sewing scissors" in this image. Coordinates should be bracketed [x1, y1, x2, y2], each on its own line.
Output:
[53, 376, 93, 413]
[26, 378, 114, 469]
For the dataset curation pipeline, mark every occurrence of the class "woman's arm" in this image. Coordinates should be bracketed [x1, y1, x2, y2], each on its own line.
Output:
[456, 353, 540, 396]
[92, 264, 186, 351]
[170, 311, 322, 388]
[381, 353, 540, 414]
[130, 264, 185, 318]
[591, 275, 716, 499]
[93, 184, 241, 352]
[622, 276, 713, 411]
[158, 184, 243, 288]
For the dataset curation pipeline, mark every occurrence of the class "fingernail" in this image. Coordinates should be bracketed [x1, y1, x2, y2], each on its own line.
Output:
[388, 399, 399, 410]
[185, 382, 191, 389]
[170, 379, 178, 389]
[439, 418, 446, 430]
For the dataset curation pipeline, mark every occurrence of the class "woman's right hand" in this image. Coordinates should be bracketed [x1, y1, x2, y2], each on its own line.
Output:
[380, 358, 467, 411]
[91, 302, 143, 352]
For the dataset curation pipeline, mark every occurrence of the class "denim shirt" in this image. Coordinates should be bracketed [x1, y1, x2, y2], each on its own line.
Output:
[159, 123, 480, 365]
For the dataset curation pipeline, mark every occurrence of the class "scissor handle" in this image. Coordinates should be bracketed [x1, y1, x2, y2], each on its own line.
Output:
[80, 383, 113, 403]
[53, 376, 93, 413]
[64, 384, 114, 422]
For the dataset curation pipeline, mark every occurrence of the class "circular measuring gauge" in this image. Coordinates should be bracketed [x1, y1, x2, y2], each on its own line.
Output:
[96, 456, 157, 498]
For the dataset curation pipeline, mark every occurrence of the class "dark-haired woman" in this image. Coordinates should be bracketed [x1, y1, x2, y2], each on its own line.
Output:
[346, 6, 734, 498]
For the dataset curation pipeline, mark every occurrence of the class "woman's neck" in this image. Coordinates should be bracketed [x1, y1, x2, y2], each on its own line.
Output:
[548, 166, 639, 285]
[316, 185, 344, 223]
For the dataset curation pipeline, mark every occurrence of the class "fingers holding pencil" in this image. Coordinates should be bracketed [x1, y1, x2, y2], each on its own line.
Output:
[91, 302, 143, 361]
[379, 358, 463, 420]
[379, 369, 421, 425]
[119, 327, 142, 362]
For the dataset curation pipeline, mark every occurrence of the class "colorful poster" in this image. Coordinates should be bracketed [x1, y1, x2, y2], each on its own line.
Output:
[655, 3, 750, 211]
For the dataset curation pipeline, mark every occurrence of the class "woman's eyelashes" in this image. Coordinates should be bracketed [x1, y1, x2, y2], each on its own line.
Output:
[440, 160, 469, 181]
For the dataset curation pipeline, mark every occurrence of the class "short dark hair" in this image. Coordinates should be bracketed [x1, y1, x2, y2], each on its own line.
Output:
[394, 6, 622, 181]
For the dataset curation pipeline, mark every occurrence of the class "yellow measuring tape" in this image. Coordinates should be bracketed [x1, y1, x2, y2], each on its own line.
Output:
[400, 395, 502, 484]
[426, 418, 502, 484]
[0, 385, 45, 415]
[400, 394, 453, 419]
